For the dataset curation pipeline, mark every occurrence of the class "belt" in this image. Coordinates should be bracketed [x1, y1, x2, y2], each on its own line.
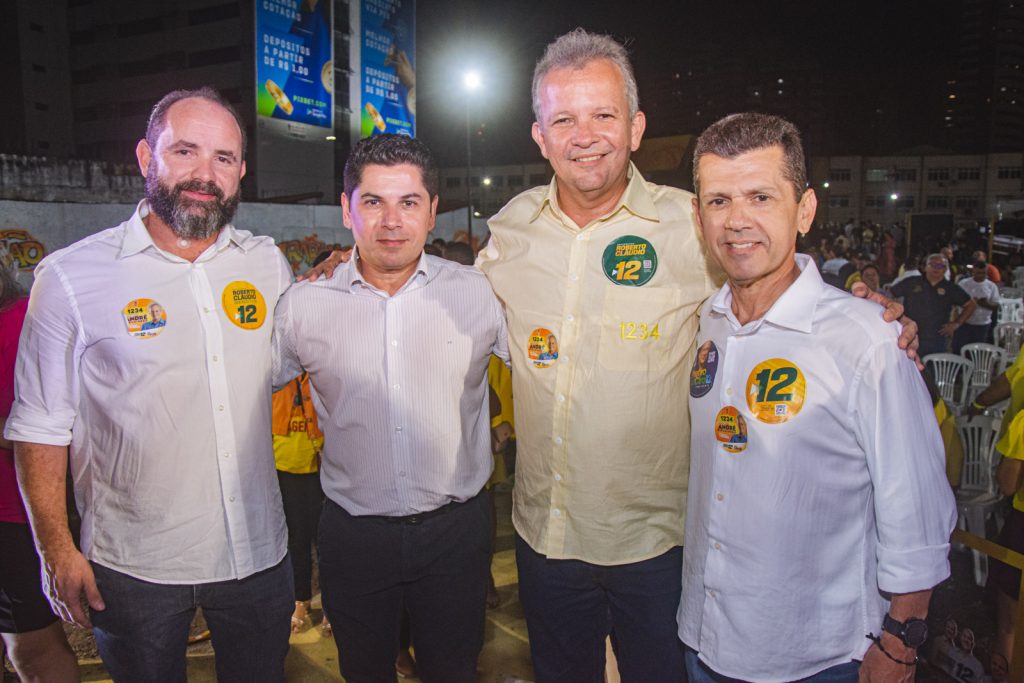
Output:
[367, 489, 484, 525]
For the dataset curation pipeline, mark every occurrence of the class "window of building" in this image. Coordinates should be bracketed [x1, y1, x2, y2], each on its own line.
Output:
[31, 63, 46, 73]
[828, 195, 849, 208]
[507, 175, 523, 186]
[34, 102, 49, 112]
[469, 176, 480, 188]
[189, 46, 240, 68]
[894, 195, 915, 209]
[188, 3, 240, 25]
[893, 168, 917, 182]
[29, 22, 44, 33]
[36, 140, 50, 150]
[529, 173, 548, 185]
[489, 176, 504, 187]
[829, 168, 851, 182]
[445, 177, 461, 189]
[926, 196, 949, 209]
[864, 196, 886, 207]
[865, 169, 889, 182]
[958, 167, 981, 180]
[117, 16, 163, 38]
[955, 196, 980, 209]
[998, 166, 1023, 179]
[927, 168, 950, 181]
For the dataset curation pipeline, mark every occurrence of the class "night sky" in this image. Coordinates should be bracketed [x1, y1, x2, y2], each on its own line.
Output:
[415, 0, 962, 166]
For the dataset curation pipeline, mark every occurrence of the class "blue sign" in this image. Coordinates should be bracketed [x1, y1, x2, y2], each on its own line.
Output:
[359, 0, 416, 137]
[256, 0, 333, 129]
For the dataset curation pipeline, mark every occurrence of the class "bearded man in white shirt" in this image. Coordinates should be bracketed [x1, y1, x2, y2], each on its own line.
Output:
[8, 88, 294, 682]
[678, 113, 957, 683]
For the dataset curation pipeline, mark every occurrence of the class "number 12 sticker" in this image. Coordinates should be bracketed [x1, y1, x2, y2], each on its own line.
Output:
[222, 280, 267, 330]
[745, 358, 805, 424]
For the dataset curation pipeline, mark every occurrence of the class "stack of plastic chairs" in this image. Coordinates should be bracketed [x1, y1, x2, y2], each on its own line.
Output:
[995, 322, 1024, 359]
[954, 414, 1004, 586]
[960, 343, 1008, 404]
[924, 353, 974, 411]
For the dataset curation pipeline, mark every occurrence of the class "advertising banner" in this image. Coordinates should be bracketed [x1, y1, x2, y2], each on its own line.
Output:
[256, 0, 333, 129]
[359, 0, 416, 137]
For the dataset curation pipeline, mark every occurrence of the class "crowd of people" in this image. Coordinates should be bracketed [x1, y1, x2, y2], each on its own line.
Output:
[0, 25, 1019, 683]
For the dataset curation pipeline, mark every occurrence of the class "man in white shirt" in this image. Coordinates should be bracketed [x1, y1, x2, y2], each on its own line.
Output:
[678, 113, 956, 682]
[273, 134, 508, 683]
[8, 88, 294, 681]
[954, 258, 1001, 352]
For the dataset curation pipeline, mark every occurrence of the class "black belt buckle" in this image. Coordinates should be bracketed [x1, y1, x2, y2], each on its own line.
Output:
[405, 513, 424, 525]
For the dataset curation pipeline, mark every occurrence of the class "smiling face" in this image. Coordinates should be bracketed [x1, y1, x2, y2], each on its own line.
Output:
[341, 163, 437, 291]
[531, 59, 645, 217]
[694, 145, 816, 292]
[137, 97, 245, 240]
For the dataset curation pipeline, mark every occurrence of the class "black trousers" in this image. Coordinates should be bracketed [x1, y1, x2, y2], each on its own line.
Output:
[318, 492, 491, 683]
[276, 470, 324, 601]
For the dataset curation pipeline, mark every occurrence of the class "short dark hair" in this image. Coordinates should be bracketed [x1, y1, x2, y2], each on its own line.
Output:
[693, 112, 807, 202]
[146, 87, 247, 158]
[343, 134, 439, 198]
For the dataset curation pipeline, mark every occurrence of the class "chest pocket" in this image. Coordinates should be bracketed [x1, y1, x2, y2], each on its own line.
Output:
[598, 286, 690, 373]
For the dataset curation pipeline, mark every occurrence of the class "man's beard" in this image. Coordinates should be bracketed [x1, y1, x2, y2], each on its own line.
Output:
[146, 170, 241, 241]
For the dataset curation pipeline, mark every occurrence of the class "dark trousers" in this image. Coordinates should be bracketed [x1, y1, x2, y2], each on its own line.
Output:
[685, 648, 859, 682]
[318, 492, 491, 683]
[515, 535, 685, 683]
[952, 322, 990, 353]
[277, 470, 324, 601]
[90, 558, 293, 683]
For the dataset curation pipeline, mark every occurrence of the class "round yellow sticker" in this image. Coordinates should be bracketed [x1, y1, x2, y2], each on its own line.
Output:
[222, 281, 267, 330]
[745, 358, 806, 424]
[122, 298, 167, 339]
[715, 406, 748, 453]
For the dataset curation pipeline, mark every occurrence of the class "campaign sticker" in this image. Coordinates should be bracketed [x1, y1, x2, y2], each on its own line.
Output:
[527, 328, 559, 369]
[602, 235, 658, 286]
[745, 358, 806, 424]
[715, 406, 748, 453]
[222, 281, 267, 330]
[690, 340, 719, 398]
[122, 298, 167, 339]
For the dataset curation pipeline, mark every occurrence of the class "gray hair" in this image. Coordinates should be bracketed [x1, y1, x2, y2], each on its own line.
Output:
[532, 28, 639, 123]
[693, 113, 807, 202]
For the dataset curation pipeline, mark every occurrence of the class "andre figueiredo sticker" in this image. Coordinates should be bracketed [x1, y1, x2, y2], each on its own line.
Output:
[602, 235, 657, 286]
[745, 358, 806, 424]
[527, 328, 559, 369]
[715, 406, 748, 453]
[122, 298, 167, 339]
[222, 281, 267, 330]
[690, 340, 719, 398]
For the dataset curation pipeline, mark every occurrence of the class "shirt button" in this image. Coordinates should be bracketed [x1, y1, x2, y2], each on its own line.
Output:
[725, 387, 733, 396]
[218, 405, 225, 412]
[203, 307, 210, 314]
[393, 384, 400, 390]
[716, 493, 724, 502]
[552, 508, 562, 517]
[395, 426, 403, 432]
[708, 589, 716, 598]
[212, 355, 219, 362]
[570, 273, 579, 281]
[229, 496, 235, 502]
[565, 313, 574, 322]
[714, 542, 722, 550]
[222, 451, 230, 458]
[553, 436, 563, 445]
[392, 340, 398, 346]
[557, 394, 565, 403]
[554, 473, 562, 482]
[576, 233, 585, 241]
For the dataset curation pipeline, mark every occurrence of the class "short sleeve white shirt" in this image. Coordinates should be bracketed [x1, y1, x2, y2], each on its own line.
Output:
[958, 277, 1000, 326]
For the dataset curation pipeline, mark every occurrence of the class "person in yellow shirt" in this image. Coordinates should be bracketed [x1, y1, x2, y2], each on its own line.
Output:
[272, 373, 326, 634]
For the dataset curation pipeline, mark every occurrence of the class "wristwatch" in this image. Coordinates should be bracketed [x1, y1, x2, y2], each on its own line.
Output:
[882, 613, 929, 648]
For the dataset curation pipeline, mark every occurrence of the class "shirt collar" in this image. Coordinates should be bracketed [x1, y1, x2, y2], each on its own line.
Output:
[345, 246, 432, 294]
[118, 199, 250, 259]
[709, 253, 822, 334]
[529, 162, 660, 226]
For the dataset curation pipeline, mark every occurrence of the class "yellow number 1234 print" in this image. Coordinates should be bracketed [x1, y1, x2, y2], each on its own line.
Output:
[620, 321, 661, 340]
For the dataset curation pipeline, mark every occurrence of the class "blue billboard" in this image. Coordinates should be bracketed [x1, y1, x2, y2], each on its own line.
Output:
[256, 0, 333, 129]
[359, 0, 416, 137]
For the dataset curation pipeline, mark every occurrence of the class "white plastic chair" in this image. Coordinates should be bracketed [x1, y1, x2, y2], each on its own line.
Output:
[960, 343, 1008, 402]
[954, 414, 1004, 586]
[999, 297, 1024, 324]
[995, 322, 1024, 358]
[1013, 266, 1024, 288]
[924, 353, 974, 409]
[999, 286, 1024, 300]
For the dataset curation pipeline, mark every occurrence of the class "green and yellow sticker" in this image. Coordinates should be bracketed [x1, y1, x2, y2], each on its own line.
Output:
[602, 235, 657, 286]
[745, 358, 806, 424]
[222, 281, 267, 330]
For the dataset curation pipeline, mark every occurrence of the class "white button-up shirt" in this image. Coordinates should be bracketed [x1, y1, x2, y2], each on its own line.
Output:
[6, 202, 292, 584]
[273, 251, 508, 516]
[678, 255, 956, 681]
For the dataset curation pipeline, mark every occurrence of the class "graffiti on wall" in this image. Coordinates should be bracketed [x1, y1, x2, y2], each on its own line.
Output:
[0, 230, 47, 271]
[278, 234, 345, 274]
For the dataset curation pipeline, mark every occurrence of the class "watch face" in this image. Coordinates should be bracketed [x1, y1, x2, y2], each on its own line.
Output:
[904, 619, 929, 647]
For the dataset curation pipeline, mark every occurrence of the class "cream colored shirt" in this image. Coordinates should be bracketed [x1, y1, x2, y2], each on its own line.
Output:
[478, 165, 719, 565]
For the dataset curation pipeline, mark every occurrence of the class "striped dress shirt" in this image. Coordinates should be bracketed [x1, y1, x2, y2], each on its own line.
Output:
[272, 250, 509, 516]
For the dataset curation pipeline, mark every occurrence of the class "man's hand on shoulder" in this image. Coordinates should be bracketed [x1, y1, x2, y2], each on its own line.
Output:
[41, 545, 104, 628]
[296, 249, 351, 282]
[851, 282, 921, 369]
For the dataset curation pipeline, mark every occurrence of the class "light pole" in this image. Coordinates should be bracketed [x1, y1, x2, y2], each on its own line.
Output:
[463, 70, 481, 239]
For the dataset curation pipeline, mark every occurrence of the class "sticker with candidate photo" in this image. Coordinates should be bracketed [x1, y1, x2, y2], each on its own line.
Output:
[527, 328, 559, 369]
[690, 340, 719, 398]
[715, 406, 748, 453]
[122, 298, 167, 339]
[222, 281, 267, 330]
[602, 235, 658, 286]
[745, 358, 806, 424]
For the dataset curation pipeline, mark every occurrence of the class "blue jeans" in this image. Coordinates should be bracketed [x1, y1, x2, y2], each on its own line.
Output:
[515, 535, 684, 683]
[685, 648, 860, 682]
[90, 558, 293, 682]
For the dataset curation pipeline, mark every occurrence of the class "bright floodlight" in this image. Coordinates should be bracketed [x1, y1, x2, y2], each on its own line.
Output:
[482, 176, 492, 186]
[464, 70, 482, 91]
[822, 181, 830, 189]
[890, 193, 899, 200]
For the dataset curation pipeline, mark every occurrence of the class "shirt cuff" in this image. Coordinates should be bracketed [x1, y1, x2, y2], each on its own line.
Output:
[876, 541, 951, 594]
[4, 404, 74, 446]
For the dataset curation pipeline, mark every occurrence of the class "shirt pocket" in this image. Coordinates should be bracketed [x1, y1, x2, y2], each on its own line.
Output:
[598, 285, 688, 373]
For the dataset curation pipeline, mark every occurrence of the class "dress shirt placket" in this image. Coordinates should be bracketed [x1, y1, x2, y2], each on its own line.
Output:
[384, 291, 413, 511]
[188, 258, 249, 576]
